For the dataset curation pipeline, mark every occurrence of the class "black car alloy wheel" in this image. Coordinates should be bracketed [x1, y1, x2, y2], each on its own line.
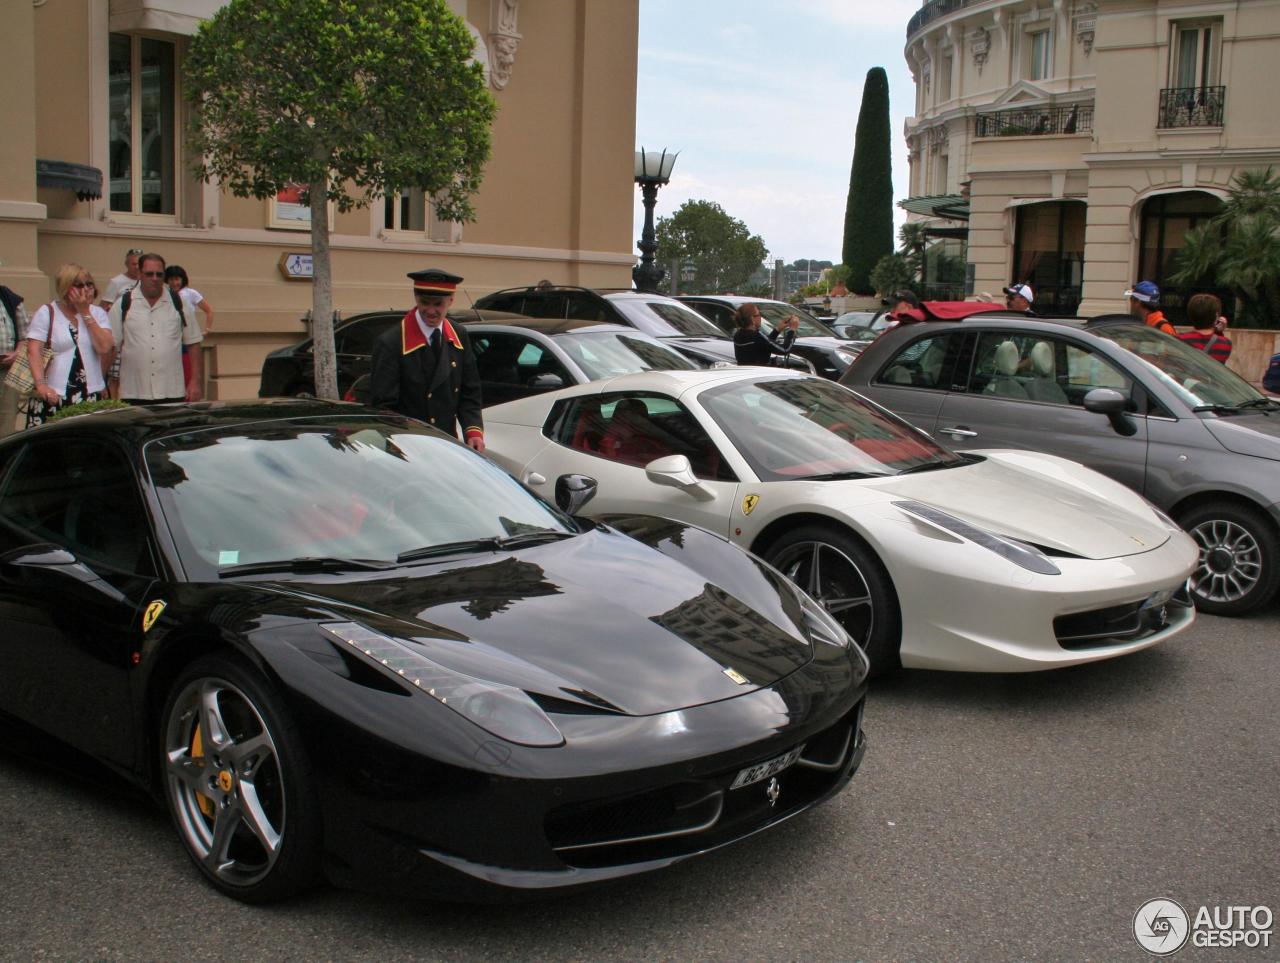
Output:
[766, 525, 900, 676]
[1180, 502, 1280, 616]
[161, 655, 320, 902]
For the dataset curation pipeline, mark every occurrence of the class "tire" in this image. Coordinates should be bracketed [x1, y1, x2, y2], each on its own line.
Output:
[1178, 502, 1280, 616]
[160, 655, 321, 903]
[765, 525, 901, 677]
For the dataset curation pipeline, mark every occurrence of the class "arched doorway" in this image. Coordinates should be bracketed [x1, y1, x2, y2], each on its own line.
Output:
[1137, 191, 1228, 323]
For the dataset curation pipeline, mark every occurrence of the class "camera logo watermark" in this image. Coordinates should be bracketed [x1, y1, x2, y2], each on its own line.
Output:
[1134, 899, 1274, 955]
[1134, 899, 1190, 956]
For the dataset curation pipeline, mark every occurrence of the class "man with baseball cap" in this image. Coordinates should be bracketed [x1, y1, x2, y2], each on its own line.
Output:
[1003, 283, 1036, 315]
[1125, 280, 1175, 334]
[369, 268, 484, 450]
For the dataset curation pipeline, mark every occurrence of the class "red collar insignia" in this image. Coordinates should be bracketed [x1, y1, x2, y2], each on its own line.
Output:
[401, 312, 463, 354]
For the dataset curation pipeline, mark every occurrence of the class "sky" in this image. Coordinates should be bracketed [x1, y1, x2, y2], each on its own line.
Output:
[634, 0, 921, 268]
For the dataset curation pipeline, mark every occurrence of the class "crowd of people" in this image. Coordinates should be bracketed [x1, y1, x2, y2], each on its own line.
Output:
[0, 247, 213, 436]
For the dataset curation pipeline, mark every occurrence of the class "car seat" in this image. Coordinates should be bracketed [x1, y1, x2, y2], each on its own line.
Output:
[1024, 341, 1068, 403]
[599, 398, 666, 465]
[983, 341, 1029, 399]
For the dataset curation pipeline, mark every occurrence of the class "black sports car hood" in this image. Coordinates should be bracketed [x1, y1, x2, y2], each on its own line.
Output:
[250, 525, 814, 716]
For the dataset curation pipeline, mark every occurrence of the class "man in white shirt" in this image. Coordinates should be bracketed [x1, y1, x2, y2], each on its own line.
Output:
[101, 247, 144, 309]
[109, 252, 204, 403]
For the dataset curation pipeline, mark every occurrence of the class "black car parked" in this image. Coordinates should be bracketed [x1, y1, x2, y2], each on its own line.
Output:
[677, 296, 862, 379]
[474, 285, 812, 372]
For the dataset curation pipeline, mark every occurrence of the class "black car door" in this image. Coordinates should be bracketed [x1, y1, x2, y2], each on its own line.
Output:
[335, 315, 400, 395]
[0, 435, 160, 769]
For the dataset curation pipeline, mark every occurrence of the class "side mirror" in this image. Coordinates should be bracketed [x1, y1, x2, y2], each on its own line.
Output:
[528, 372, 566, 390]
[555, 473, 597, 515]
[645, 454, 714, 500]
[1083, 387, 1137, 437]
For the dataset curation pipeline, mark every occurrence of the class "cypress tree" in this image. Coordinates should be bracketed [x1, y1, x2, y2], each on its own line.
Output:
[842, 68, 894, 295]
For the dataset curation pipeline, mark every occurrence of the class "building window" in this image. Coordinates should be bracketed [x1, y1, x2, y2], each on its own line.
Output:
[1171, 19, 1221, 89]
[1138, 192, 1227, 323]
[108, 33, 178, 215]
[1012, 201, 1085, 315]
[938, 54, 953, 103]
[383, 189, 459, 242]
[1027, 28, 1051, 81]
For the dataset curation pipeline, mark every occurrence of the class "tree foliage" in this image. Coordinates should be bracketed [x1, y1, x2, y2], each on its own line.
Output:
[1170, 168, 1280, 328]
[869, 254, 916, 300]
[655, 200, 769, 294]
[842, 68, 894, 295]
[185, 0, 497, 397]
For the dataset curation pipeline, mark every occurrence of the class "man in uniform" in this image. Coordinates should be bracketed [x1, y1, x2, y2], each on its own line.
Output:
[370, 268, 484, 451]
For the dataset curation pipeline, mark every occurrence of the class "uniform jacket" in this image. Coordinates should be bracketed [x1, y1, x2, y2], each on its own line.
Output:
[369, 310, 484, 441]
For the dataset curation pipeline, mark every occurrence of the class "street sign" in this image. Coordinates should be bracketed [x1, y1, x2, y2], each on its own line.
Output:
[278, 252, 313, 281]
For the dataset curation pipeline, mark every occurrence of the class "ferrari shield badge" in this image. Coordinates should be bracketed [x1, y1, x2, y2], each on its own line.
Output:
[142, 600, 166, 633]
[741, 494, 760, 516]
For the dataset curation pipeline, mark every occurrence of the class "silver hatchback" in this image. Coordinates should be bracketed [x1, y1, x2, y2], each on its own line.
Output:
[841, 315, 1280, 616]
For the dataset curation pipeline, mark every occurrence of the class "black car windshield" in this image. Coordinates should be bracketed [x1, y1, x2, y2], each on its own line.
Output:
[753, 303, 837, 339]
[553, 331, 697, 380]
[609, 298, 728, 338]
[1092, 324, 1267, 410]
[145, 418, 574, 578]
[701, 376, 963, 482]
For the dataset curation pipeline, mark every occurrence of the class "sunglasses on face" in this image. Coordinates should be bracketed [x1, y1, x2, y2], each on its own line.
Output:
[141, 271, 166, 277]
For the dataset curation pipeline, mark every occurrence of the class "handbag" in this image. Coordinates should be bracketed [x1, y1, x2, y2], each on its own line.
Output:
[3, 303, 56, 398]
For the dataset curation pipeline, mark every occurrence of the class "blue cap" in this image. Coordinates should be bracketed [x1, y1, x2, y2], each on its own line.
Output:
[1124, 281, 1160, 305]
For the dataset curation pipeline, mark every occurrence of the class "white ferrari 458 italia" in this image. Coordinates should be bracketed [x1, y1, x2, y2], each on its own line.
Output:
[482, 369, 1198, 674]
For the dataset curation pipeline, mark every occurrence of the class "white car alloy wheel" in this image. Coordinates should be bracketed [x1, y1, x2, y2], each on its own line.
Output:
[766, 526, 901, 677]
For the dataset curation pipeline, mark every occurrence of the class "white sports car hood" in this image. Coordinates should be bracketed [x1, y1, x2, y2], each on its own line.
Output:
[869, 451, 1172, 561]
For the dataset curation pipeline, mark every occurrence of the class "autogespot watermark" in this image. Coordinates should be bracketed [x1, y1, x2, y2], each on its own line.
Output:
[1133, 898, 1274, 956]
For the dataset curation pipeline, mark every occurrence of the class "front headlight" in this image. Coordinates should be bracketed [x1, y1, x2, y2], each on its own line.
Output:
[833, 348, 859, 367]
[323, 622, 564, 747]
[893, 500, 1061, 576]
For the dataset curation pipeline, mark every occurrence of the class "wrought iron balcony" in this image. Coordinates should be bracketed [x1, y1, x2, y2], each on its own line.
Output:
[907, 0, 978, 38]
[1157, 86, 1226, 128]
[975, 103, 1093, 138]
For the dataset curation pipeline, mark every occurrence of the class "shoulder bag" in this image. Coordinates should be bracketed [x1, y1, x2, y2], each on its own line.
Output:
[3, 302, 56, 397]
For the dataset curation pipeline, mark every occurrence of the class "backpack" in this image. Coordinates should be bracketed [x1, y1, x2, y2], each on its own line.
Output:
[119, 287, 191, 333]
[1264, 352, 1280, 393]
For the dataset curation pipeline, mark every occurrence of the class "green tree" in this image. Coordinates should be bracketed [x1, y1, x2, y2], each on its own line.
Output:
[842, 68, 894, 294]
[1170, 168, 1280, 328]
[655, 200, 769, 293]
[898, 221, 929, 279]
[869, 253, 915, 300]
[185, 0, 496, 398]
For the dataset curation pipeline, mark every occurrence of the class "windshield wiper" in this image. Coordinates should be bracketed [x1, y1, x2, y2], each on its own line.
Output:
[1192, 403, 1246, 414]
[494, 530, 577, 549]
[1235, 398, 1280, 410]
[396, 530, 575, 563]
[895, 460, 961, 475]
[802, 470, 888, 481]
[219, 556, 394, 578]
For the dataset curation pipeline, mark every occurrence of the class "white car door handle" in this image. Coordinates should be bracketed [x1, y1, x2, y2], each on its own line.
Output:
[937, 426, 977, 438]
[523, 471, 547, 486]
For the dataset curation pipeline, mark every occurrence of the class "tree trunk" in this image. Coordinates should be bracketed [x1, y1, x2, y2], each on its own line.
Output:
[310, 178, 338, 400]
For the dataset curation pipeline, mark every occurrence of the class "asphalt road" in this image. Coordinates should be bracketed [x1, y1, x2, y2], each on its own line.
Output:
[1, 605, 1276, 962]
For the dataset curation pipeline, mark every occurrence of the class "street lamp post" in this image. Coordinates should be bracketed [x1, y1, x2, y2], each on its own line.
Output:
[633, 148, 678, 293]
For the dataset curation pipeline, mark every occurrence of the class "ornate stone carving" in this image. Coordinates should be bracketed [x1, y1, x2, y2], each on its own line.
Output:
[488, 0, 521, 90]
[971, 27, 990, 73]
[1074, 2, 1097, 55]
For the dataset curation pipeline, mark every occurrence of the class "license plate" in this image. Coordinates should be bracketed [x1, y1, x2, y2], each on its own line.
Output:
[730, 744, 804, 790]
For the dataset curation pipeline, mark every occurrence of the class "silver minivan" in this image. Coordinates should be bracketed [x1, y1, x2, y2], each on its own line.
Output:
[842, 315, 1280, 616]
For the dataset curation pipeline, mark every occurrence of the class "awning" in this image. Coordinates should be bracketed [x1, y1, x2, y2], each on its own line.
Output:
[36, 160, 103, 200]
[899, 194, 970, 221]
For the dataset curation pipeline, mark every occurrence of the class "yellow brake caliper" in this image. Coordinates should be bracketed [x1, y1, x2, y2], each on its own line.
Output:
[192, 723, 215, 818]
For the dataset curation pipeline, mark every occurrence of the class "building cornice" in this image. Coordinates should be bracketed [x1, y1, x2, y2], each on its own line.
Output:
[1082, 148, 1280, 164]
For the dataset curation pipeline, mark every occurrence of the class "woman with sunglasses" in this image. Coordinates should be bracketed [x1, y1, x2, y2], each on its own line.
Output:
[25, 263, 114, 426]
[732, 303, 798, 366]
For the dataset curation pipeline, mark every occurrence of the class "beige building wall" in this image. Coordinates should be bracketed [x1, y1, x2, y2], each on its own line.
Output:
[903, 0, 1280, 323]
[3, 0, 640, 399]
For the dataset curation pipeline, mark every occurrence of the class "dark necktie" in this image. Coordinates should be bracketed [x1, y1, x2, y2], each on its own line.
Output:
[429, 328, 440, 353]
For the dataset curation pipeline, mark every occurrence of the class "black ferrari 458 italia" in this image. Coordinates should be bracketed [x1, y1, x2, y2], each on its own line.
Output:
[0, 401, 868, 902]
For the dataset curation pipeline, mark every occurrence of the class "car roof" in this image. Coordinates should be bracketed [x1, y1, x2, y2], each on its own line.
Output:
[3, 398, 373, 445]
[461, 316, 638, 336]
[563, 366, 814, 397]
